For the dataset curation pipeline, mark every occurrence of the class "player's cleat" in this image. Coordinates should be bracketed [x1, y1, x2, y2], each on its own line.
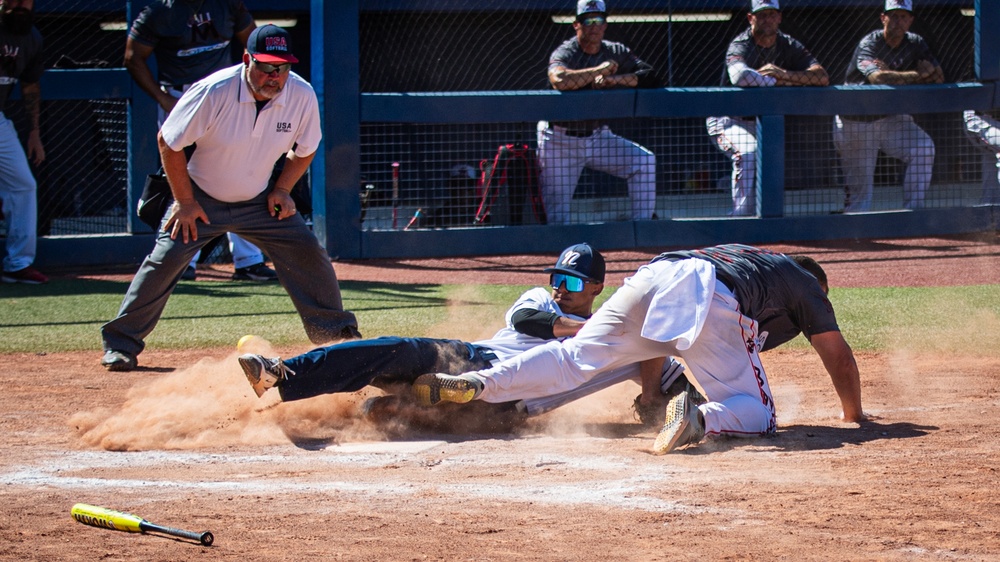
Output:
[180, 265, 197, 281]
[232, 262, 278, 282]
[101, 350, 137, 372]
[652, 384, 705, 455]
[239, 354, 295, 397]
[412, 373, 483, 407]
[2, 266, 48, 284]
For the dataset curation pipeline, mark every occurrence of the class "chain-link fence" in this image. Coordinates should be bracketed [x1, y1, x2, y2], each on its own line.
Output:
[355, 1, 983, 228]
[1, 2, 990, 250]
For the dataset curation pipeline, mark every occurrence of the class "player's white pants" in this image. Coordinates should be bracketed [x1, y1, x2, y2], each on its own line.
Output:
[536, 122, 656, 224]
[961, 110, 1000, 206]
[707, 116, 756, 216]
[160, 87, 266, 269]
[471, 259, 776, 438]
[833, 114, 935, 212]
[0, 113, 38, 273]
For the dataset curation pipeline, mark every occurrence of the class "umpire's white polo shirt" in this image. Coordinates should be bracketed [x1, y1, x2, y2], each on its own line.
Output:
[160, 63, 322, 203]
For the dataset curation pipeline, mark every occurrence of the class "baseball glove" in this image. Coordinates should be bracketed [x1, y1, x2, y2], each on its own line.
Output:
[632, 394, 663, 427]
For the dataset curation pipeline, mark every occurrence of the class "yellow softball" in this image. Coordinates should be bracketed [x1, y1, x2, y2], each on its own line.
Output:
[236, 334, 260, 352]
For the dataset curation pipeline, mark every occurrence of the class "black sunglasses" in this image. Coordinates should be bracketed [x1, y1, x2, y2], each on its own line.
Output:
[251, 56, 291, 75]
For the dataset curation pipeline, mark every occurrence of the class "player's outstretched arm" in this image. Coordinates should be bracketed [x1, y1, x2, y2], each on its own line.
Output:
[810, 330, 866, 423]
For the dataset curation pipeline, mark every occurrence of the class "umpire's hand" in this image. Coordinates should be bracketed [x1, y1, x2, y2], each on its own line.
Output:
[165, 199, 210, 243]
[268, 189, 298, 220]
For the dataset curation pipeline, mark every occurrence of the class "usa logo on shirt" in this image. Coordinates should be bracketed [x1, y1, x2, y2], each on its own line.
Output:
[276, 122, 293, 133]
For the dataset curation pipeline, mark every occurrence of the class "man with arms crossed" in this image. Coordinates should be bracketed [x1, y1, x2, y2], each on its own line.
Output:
[707, 0, 829, 216]
[537, 0, 658, 224]
[834, 0, 943, 212]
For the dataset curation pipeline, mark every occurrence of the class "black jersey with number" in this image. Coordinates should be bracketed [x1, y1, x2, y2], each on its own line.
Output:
[651, 244, 839, 350]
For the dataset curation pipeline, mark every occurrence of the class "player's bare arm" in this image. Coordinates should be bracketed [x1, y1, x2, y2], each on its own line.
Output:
[759, 63, 829, 87]
[916, 59, 944, 84]
[809, 330, 866, 423]
[593, 72, 638, 89]
[21, 81, 45, 164]
[551, 316, 587, 338]
[124, 38, 178, 114]
[549, 60, 618, 91]
[866, 59, 927, 86]
[158, 132, 208, 242]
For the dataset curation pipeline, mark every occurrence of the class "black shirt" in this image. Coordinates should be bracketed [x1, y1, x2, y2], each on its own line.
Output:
[651, 244, 839, 351]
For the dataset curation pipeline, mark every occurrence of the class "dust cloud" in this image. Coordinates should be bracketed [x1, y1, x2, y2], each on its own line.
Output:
[69, 338, 384, 451]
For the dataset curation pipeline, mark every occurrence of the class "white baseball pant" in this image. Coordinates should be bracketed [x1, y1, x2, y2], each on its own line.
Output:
[833, 114, 935, 212]
[470, 259, 776, 438]
[961, 110, 1000, 206]
[160, 86, 267, 269]
[707, 116, 757, 216]
[0, 113, 38, 273]
[536, 122, 656, 224]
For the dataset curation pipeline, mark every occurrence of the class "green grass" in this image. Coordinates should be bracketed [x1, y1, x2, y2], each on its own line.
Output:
[1, 280, 997, 356]
[781, 285, 1000, 356]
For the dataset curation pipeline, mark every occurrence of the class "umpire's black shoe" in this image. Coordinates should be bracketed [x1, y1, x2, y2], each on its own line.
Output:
[101, 350, 137, 372]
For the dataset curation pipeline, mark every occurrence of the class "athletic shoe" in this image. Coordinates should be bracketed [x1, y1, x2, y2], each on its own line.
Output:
[232, 262, 278, 282]
[652, 384, 705, 455]
[662, 375, 708, 406]
[101, 350, 137, 372]
[238, 354, 295, 397]
[2, 266, 48, 284]
[412, 373, 483, 406]
[180, 265, 197, 281]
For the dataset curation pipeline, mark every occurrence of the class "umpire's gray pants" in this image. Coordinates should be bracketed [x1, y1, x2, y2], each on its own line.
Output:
[101, 186, 358, 357]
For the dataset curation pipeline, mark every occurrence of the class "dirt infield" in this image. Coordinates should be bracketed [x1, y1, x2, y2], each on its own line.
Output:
[2, 234, 999, 561]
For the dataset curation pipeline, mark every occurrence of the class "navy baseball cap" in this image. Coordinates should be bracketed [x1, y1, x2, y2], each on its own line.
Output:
[247, 24, 299, 64]
[543, 243, 606, 283]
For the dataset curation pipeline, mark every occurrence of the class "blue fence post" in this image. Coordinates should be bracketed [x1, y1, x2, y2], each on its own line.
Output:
[757, 115, 785, 218]
[311, 0, 362, 259]
[977, 0, 1000, 82]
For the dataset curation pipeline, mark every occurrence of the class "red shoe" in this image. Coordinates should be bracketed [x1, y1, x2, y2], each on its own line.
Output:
[2, 266, 49, 284]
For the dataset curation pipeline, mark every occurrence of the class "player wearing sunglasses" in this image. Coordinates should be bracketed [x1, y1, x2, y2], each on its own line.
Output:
[237, 243, 684, 431]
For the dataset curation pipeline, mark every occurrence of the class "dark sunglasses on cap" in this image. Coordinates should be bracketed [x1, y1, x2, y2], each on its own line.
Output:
[550, 273, 592, 293]
[251, 56, 292, 75]
[579, 16, 606, 26]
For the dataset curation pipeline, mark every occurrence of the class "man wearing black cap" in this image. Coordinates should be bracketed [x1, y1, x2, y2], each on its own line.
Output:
[237, 242, 683, 425]
[707, 0, 829, 216]
[101, 24, 360, 372]
[537, 0, 658, 224]
[834, 0, 943, 212]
